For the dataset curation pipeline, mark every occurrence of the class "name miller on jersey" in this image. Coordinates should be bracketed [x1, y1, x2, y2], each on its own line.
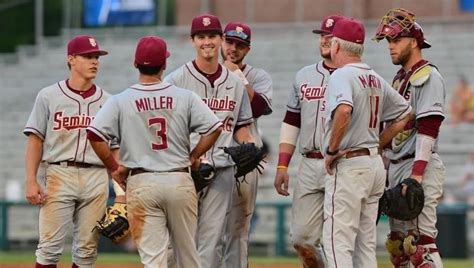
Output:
[203, 96, 236, 112]
[300, 83, 326, 101]
[53, 111, 94, 131]
[135, 96, 173, 112]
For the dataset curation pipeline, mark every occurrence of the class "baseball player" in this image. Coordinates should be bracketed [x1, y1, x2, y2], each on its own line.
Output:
[220, 21, 273, 268]
[374, 8, 446, 268]
[87, 36, 223, 267]
[164, 14, 255, 268]
[274, 15, 344, 267]
[322, 18, 412, 268]
[24, 35, 113, 268]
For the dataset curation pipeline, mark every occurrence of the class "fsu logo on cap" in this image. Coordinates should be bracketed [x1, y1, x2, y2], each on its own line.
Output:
[325, 18, 334, 28]
[89, 38, 97, 47]
[235, 26, 243, 33]
[202, 17, 211, 26]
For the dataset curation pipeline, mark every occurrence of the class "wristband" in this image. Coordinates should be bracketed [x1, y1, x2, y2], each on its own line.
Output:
[278, 152, 292, 167]
[234, 69, 249, 86]
[104, 154, 119, 172]
[276, 165, 288, 169]
[326, 148, 339, 156]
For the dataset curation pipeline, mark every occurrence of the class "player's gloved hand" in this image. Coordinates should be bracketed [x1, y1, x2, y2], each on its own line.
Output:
[93, 202, 130, 243]
[274, 168, 290, 196]
[221, 143, 267, 178]
[379, 177, 424, 221]
[191, 160, 216, 192]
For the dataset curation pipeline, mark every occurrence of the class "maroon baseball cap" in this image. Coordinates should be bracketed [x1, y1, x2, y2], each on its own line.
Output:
[67, 35, 108, 56]
[332, 18, 365, 44]
[134, 36, 170, 67]
[312, 15, 345, 35]
[224, 22, 251, 46]
[190, 14, 223, 36]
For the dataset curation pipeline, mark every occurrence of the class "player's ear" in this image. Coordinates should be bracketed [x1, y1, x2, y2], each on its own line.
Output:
[133, 62, 138, 69]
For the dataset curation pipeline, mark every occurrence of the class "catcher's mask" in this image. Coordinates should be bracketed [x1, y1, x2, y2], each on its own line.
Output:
[373, 8, 431, 49]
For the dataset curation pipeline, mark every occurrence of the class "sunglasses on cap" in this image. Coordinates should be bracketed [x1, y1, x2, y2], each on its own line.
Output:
[224, 30, 249, 40]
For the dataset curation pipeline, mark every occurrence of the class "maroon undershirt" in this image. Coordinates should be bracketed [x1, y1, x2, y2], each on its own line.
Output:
[66, 79, 96, 99]
[192, 60, 222, 87]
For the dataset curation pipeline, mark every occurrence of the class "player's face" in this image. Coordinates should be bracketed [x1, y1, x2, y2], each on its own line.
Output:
[387, 37, 414, 66]
[68, 53, 101, 80]
[192, 32, 223, 61]
[221, 38, 250, 64]
[319, 34, 332, 59]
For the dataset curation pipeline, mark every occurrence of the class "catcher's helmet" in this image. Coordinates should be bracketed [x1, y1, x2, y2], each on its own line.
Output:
[373, 8, 431, 49]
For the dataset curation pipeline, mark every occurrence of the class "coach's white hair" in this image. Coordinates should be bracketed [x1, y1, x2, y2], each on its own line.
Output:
[331, 37, 364, 57]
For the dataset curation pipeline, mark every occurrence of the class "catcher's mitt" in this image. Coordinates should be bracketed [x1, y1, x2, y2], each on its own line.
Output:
[93, 202, 130, 243]
[379, 178, 424, 221]
[221, 143, 267, 178]
[192, 162, 216, 192]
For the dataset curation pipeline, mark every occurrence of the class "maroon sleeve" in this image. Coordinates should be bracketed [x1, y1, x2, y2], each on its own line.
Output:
[86, 129, 107, 142]
[250, 92, 271, 118]
[283, 111, 301, 128]
[417, 115, 443, 138]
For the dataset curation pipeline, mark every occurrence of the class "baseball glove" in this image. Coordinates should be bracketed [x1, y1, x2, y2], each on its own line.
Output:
[93, 202, 130, 243]
[379, 178, 424, 221]
[192, 162, 216, 192]
[221, 143, 267, 178]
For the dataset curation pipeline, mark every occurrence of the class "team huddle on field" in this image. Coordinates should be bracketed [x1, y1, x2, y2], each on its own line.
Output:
[24, 7, 445, 268]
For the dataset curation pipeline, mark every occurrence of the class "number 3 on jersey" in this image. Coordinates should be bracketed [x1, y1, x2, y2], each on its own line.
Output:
[148, 117, 168, 150]
[369, 95, 380, 129]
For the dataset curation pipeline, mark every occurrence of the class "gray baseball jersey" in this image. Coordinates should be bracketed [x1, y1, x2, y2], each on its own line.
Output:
[386, 63, 445, 160]
[165, 62, 254, 168]
[24, 80, 112, 165]
[286, 61, 331, 153]
[324, 63, 411, 150]
[87, 82, 222, 171]
[241, 64, 273, 147]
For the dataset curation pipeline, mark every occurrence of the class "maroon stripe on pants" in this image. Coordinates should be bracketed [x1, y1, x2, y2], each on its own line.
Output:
[330, 165, 338, 268]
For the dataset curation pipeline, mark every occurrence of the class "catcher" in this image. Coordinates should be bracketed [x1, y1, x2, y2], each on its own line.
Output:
[375, 8, 446, 267]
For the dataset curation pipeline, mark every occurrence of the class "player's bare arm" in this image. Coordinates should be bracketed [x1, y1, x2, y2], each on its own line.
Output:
[325, 104, 352, 175]
[234, 125, 255, 144]
[274, 143, 296, 196]
[379, 113, 412, 150]
[110, 148, 126, 203]
[89, 140, 128, 190]
[190, 126, 223, 170]
[25, 134, 46, 205]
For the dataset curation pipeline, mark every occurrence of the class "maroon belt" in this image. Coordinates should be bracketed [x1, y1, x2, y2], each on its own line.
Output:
[304, 151, 324, 159]
[130, 167, 189, 176]
[49, 161, 99, 168]
[345, 148, 370, 159]
[390, 153, 415, 164]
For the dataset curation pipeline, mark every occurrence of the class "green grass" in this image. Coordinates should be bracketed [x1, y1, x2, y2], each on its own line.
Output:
[1, 252, 473, 267]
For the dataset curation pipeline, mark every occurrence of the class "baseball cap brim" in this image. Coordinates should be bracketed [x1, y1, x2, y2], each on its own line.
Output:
[421, 40, 431, 49]
[191, 29, 223, 36]
[312, 29, 331, 35]
[224, 36, 250, 46]
[74, 49, 108, 56]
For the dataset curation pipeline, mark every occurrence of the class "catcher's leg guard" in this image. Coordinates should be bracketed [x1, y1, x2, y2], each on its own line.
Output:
[386, 231, 409, 267]
[294, 243, 325, 268]
[403, 233, 439, 268]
